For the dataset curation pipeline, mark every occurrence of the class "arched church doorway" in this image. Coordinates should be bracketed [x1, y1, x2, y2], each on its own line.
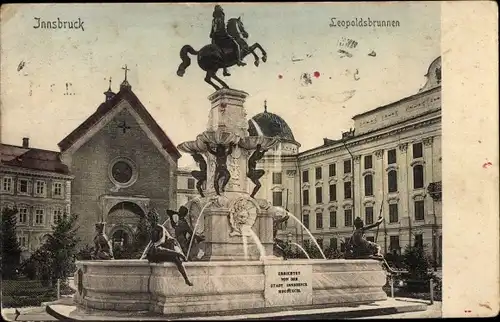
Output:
[111, 229, 130, 248]
[106, 201, 146, 237]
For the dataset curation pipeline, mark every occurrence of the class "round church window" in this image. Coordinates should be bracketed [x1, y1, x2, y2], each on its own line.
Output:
[108, 157, 138, 188]
[112, 161, 133, 183]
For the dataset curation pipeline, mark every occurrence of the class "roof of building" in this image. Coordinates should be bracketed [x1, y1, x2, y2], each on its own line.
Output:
[247, 101, 296, 142]
[0, 144, 70, 174]
[352, 56, 441, 120]
[58, 84, 181, 159]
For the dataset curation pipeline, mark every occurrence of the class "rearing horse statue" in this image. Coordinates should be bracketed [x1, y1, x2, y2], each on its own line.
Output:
[176, 14, 267, 91]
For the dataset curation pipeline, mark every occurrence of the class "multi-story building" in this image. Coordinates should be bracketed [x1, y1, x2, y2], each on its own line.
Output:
[249, 57, 442, 264]
[0, 138, 73, 260]
[177, 167, 198, 208]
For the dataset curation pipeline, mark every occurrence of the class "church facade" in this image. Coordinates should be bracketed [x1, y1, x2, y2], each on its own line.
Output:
[58, 77, 181, 247]
[229, 56, 442, 262]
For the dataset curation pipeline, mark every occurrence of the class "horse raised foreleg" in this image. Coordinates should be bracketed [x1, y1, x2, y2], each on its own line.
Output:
[205, 72, 221, 91]
[249, 43, 267, 63]
[244, 48, 260, 67]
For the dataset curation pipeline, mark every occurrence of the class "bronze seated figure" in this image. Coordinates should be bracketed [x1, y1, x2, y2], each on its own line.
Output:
[91, 223, 114, 260]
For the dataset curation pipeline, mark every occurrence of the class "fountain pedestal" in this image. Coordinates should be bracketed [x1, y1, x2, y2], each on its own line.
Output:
[205, 89, 250, 195]
[200, 195, 274, 261]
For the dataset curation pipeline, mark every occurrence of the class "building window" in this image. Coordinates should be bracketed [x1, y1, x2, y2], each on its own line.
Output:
[329, 184, 337, 201]
[316, 187, 323, 204]
[330, 237, 338, 250]
[329, 164, 336, 177]
[302, 190, 309, 206]
[187, 178, 195, 189]
[272, 191, 283, 206]
[389, 204, 399, 223]
[364, 155, 373, 170]
[414, 200, 425, 221]
[2, 177, 13, 192]
[364, 175, 373, 196]
[35, 181, 46, 196]
[316, 212, 323, 229]
[53, 208, 63, 223]
[35, 208, 45, 225]
[315, 167, 322, 180]
[343, 160, 351, 174]
[18, 207, 28, 224]
[366, 236, 375, 242]
[388, 170, 398, 193]
[344, 181, 352, 199]
[272, 172, 282, 185]
[303, 214, 310, 229]
[389, 236, 400, 251]
[388, 149, 397, 165]
[365, 207, 374, 225]
[413, 165, 424, 189]
[17, 235, 28, 248]
[53, 182, 63, 197]
[317, 238, 324, 250]
[413, 143, 423, 159]
[344, 209, 353, 227]
[302, 170, 309, 183]
[19, 179, 29, 194]
[329, 211, 337, 228]
[414, 234, 423, 248]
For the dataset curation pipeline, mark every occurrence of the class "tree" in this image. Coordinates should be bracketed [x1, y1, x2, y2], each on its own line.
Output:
[402, 243, 431, 280]
[45, 214, 81, 284]
[325, 246, 343, 259]
[1, 207, 21, 278]
[302, 240, 324, 259]
[400, 243, 440, 293]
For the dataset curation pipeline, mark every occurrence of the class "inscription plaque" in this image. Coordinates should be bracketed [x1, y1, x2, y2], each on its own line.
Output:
[264, 263, 313, 307]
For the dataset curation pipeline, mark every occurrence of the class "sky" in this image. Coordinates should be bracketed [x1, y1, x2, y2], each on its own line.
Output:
[0, 3, 440, 167]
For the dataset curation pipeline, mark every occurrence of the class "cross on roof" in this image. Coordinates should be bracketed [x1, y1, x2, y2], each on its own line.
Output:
[264, 100, 267, 113]
[117, 121, 131, 134]
[122, 65, 130, 81]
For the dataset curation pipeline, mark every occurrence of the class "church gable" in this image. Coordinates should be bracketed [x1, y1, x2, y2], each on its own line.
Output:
[58, 88, 181, 161]
[69, 103, 174, 198]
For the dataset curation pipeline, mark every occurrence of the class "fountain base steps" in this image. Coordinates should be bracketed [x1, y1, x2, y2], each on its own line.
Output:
[47, 299, 428, 320]
[64, 259, 402, 317]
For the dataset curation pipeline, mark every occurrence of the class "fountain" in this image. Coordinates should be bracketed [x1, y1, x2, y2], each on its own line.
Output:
[57, 88, 397, 319]
[47, 5, 427, 320]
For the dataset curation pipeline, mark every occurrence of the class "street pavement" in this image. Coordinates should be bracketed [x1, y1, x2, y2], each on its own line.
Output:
[2, 298, 440, 321]
[2, 306, 57, 321]
[354, 300, 442, 319]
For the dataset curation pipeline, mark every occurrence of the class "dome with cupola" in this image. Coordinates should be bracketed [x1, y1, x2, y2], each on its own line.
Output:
[419, 56, 441, 93]
[247, 101, 300, 155]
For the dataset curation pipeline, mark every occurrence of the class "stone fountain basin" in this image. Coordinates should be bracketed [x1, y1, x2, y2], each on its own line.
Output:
[73, 259, 387, 315]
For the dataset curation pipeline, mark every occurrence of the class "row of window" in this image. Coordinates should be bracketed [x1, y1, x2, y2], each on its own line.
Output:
[1, 176, 65, 198]
[302, 166, 425, 206]
[302, 142, 425, 183]
[301, 200, 425, 230]
[3, 205, 68, 226]
[304, 233, 424, 251]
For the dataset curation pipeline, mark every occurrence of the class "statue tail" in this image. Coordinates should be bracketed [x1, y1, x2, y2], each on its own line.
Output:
[177, 45, 199, 77]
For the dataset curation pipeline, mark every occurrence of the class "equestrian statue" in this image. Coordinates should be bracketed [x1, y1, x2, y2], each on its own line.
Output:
[177, 4, 267, 91]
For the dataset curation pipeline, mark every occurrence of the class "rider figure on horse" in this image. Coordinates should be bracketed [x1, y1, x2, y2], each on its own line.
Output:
[210, 5, 246, 76]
